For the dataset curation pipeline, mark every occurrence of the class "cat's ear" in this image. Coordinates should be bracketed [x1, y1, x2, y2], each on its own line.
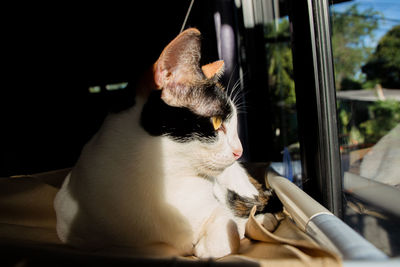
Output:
[202, 60, 224, 79]
[154, 28, 202, 90]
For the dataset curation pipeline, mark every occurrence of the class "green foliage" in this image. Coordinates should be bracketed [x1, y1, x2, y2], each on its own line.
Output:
[339, 108, 350, 128]
[361, 79, 379, 89]
[338, 104, 365, 145]
[360, 100, 400, 143]
[338, 99, 400, 147]
[333, 5, 400, 150]
[362, 25, 400, 89]
[264, 18, 298, 154]
[265, 19, 295, 107]
[331, 4, 381, 90]
[340, 77, 363, 90]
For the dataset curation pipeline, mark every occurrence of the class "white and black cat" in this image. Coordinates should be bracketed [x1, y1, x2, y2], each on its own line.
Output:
[54, 28, 281, 258]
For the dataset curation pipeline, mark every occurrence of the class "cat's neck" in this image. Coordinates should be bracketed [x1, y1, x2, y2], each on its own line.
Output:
[160, 137, 202, 178]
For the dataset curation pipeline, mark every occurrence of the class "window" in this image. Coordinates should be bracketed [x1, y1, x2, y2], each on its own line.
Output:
[238, 0, 400, 257]
[239, 0, 302, 186]
[330, 0, 400, 257]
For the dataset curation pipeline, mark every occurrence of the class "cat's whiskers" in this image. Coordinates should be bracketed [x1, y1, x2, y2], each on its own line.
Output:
[227, 70, 248, 101]
[232, 90, 244, 107]
[228, 78, 242, 102]
[232, 89, 249, 114]
[223, 71, 249, 116]
[226, 65, 238, 99]
[235, 101, 249, 111]
[235, 102, 249, 114]
[236, 108, 249, 115]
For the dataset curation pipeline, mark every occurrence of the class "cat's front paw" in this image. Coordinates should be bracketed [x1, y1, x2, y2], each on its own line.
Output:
[193, 219, 240, 258]
[194, 236, 236, 258]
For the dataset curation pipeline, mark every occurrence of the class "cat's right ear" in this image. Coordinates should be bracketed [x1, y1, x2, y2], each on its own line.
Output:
[154, 28, 201, 90]
[202, 60, 224, 80]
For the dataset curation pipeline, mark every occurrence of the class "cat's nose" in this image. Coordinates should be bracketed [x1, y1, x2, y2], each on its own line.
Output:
[232, 145, 243, 160]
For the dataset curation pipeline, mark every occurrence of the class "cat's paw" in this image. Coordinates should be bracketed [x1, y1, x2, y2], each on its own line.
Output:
[193, 219, 240, 258]
[217, 163, 259, 199]
[254, 213, 279, 232]
[194, 236, 235, 258]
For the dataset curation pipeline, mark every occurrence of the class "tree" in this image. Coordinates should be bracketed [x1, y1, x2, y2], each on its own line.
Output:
[265, 18, 295, 107]
[264, 18, 298, 155]
[362, 25, 400, 89]
[331, 4, 381, 90]
[360, 99, 400, 144]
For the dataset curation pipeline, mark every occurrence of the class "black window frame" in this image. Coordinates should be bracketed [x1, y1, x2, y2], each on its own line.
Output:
[288, 0, 343, 217]
[231, 0, 343, 217]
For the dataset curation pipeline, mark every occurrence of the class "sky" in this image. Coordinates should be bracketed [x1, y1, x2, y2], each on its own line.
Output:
[331, 0, 400, 47]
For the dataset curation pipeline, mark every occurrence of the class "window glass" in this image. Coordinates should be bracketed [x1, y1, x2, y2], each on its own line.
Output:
[330, 0, 400, 256]
[264, 15, 302, 187]
[239, 0, 301, 186]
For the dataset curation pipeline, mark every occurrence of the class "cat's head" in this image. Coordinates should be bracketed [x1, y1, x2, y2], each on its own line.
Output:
[141, 28, 242, 177]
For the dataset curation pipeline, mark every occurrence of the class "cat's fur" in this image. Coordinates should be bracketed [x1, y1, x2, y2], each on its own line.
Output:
[54, 28, 281, 258]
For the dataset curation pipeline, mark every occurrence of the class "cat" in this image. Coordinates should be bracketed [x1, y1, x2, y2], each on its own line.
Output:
[54, 28, 281, 258]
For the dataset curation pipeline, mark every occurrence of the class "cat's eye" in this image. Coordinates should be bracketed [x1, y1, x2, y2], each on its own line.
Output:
[211, 116, 223, 131]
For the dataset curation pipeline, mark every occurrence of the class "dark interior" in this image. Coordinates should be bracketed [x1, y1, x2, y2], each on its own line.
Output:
[1, 1, 222, 176]
[2, 0, 290, 177]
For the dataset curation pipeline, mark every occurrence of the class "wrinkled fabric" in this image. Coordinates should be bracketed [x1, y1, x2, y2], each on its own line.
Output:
[0, 169, 341, 266]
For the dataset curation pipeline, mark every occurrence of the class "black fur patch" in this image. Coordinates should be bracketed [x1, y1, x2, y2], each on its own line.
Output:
[198, 83, 232, 118]
[227, 189, 283, 218]
[141, 90, 226, 142]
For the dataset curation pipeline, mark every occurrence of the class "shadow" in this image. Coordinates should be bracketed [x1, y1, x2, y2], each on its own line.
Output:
[0, 176, 59, 230]
[0, 0, 217, 178]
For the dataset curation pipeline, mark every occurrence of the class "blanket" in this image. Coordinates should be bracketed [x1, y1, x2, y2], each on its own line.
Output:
[0, 167, 341, 266]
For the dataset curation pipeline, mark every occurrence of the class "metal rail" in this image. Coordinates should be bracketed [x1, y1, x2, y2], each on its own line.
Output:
[344, 172, 400, 218]
[266, 170, 388, 260]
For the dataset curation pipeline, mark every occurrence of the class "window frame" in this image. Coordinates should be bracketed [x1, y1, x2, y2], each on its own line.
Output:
[288, 0, 343, 217]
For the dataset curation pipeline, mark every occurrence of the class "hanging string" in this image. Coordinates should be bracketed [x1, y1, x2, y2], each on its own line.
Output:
[180, 0, 195, 33]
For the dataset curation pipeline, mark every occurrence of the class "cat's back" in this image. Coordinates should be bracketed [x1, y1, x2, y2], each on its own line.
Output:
[54, 97, 201, 253]
[62, 96, 166, 201]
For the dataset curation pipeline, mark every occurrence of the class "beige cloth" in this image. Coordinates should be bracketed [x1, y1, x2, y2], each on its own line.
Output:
[0, 169, 341, 266]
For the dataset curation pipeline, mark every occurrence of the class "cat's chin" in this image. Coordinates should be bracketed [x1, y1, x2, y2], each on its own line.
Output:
[197, 161, 235, 178]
